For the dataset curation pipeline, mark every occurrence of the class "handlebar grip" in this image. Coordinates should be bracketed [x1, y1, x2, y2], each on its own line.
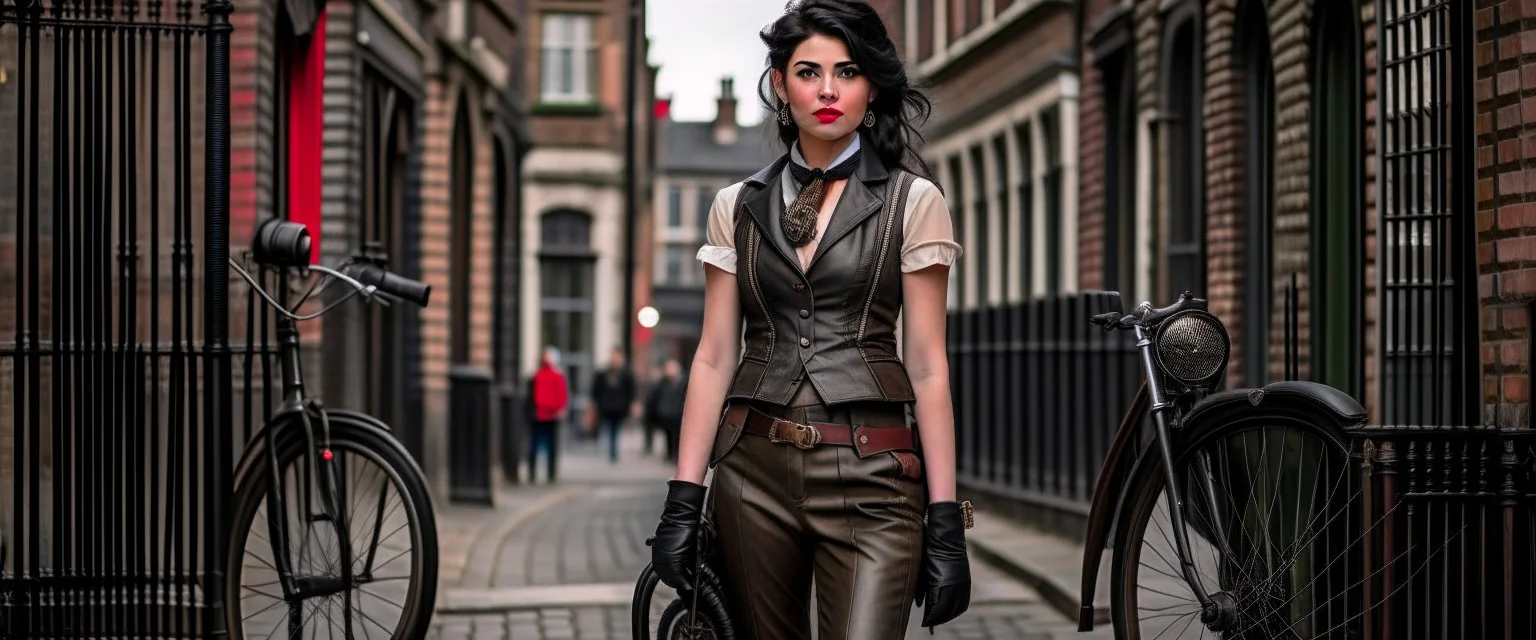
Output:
[347, 263, 432, 307]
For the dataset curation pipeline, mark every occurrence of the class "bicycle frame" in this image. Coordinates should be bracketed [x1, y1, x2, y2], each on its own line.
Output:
[236, 265, 373, 626]
[1076, 300, 1369, 633]
[1076, 300, 1229, 631]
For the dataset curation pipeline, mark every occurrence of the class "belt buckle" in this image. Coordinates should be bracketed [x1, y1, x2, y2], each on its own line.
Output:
[768, 419, 821, 450]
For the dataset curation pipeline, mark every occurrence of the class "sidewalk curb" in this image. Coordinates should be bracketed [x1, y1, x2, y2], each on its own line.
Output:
[441, 485, 591, 599]
[965, 515, 1112, 628]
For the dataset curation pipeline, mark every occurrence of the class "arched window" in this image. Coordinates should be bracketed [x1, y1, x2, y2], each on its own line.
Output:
[1100, 45, 1138, 302]
[359, 66, 425, 460]
[1310, 0, 1362, 397]
[1162, 4, 1204, 298]
[539, 209, 596, 398]
[450, 95, 474, 364]
[1237, 0, 1275, 386]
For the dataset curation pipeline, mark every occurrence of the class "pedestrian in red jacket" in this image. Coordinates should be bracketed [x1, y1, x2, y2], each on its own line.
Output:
[527, 345, 568, 482]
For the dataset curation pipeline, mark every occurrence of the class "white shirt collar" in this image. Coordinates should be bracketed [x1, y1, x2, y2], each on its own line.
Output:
[780, 134, 863, 206]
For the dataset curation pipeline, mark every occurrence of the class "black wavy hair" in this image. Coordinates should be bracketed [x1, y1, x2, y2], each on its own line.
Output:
[757, 0, 938, 185]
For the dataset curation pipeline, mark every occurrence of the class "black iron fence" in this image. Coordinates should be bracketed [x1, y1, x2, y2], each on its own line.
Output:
[0, 0, 241, 635]
[948, 291, 1141, 536]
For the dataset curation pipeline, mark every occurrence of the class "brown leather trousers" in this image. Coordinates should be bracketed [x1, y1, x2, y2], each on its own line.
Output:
[708, 382, 926, 640]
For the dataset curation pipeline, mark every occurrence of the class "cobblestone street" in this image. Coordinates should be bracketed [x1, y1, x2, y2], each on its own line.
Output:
[429, 426, 1110, 640]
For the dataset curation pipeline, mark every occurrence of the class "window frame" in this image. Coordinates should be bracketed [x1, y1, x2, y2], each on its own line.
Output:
[539, 12, 597, 106]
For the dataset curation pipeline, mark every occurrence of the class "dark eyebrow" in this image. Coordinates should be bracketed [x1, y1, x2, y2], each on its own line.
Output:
[791, 60, 858, 69]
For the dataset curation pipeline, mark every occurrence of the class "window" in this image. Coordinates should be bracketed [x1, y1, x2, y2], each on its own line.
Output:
[969, 145, 989, 307]
[1100, 52, 1137, 302]
[1238, 0, 1275, 387]
[1162, 10, 1205, 299]
[1041, 107, 1064, 296]
[540, 13, 596, 104]
[540, 209, 596, 400]
[667, 185, 683, 228]
[450, 97, 474, 364]
[1014, 122, 1035, 299]
[1310, 0, 1363, 398]
[663, 243, 691, 286]
[695, 186, 713, 239]
[992, 134, 1010, 300]
[947, 154, 967, 309]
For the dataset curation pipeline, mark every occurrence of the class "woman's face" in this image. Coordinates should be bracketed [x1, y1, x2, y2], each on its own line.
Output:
[775, 33, 875, 144]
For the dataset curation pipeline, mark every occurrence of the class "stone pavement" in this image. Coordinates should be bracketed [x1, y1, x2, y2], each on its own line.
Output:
[427, 425, 1113, 639]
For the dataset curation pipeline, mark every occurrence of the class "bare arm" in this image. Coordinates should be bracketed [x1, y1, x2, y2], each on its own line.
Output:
[673, 265, 742, 484]
[903, 264, 957, 503]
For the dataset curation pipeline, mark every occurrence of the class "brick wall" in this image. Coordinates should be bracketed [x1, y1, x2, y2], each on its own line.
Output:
[1475, 0, 1536, 428]
[1076, 0, 1114, 292]
[419, 76, 502, 478]
[1201, 0, 1247, 385]
[1077, 0, 1381, 408]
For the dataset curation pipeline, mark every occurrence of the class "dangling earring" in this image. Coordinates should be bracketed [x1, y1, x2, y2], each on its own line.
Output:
[778, 103, 792, 126]
[863, 111, 876, 128]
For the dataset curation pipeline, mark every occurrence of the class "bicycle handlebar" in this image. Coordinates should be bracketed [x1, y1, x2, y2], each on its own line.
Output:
[233, 219, 432, 321]
[1089, 292, 1207, 332]
[340, 261, 432, 307]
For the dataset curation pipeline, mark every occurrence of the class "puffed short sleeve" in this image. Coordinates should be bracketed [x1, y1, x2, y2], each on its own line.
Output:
[695, 182, 744, 274]
[900, 177, 964, 273]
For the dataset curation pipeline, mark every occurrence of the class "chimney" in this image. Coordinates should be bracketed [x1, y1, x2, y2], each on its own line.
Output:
[713, 76, 738, 145]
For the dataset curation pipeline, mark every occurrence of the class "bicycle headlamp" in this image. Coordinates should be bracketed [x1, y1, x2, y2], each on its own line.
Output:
[252, 218, 312, 269]
[1152, 309, 1230, 387]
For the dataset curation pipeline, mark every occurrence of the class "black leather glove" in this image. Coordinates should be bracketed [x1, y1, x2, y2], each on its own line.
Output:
[915, 501, 971, 628]
[651, 480, 707, 591]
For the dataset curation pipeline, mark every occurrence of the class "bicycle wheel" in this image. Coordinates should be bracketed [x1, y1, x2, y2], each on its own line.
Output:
[225, 412, 438, 639]
[1111, 414, 1363, 639]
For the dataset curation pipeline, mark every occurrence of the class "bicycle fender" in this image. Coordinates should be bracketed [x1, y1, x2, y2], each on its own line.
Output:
[324, 408, 396, 434]
[1076, 380, 1148, 632]
[1181, 380, 1367, 432]
[231, 409, 402, 494]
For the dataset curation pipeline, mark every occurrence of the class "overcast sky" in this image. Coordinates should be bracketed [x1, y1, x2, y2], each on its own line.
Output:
[646, 0, 790, 126]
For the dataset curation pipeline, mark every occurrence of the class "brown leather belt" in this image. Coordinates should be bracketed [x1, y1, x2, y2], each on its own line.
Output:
[723, 405, 917, 457]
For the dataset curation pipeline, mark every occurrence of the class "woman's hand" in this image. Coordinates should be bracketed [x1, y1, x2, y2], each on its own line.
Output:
[651, 480, 708, 590]
[915, 500, 972, 627]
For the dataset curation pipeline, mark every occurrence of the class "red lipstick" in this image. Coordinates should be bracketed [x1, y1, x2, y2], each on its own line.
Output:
[814, 107, 843, 124]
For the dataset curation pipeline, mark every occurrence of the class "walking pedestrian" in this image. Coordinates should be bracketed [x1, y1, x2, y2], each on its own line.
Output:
[647, 2, 973, 637]
[527, 345, 569, 483]
[643, 359, 688, 462]
[588, 347, 637, 463]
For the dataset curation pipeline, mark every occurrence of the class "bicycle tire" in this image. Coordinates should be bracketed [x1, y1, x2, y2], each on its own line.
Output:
[1110, 412, 1359, 639]
[224, 412, 439, 639]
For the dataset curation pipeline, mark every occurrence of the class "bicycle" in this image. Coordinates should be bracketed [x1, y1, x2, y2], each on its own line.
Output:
[1074, 290, 1403, 639]
[223, 219, 439, 639]
[630, 486, 735, 640]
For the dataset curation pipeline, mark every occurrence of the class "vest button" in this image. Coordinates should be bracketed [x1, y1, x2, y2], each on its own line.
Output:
[792, 282, 806, 293]
[799, 337, 811, 348]
[799, 309, 810, 318]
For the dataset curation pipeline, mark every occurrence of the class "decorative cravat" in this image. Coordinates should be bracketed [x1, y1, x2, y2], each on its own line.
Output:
[782, 149, 861, 247]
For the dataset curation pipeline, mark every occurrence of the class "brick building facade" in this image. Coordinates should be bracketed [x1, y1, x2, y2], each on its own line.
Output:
[518, 0, 656, 412]
[1072, 0, 1499, 428]
[649, 77, 778, 372]
[874, 0, 1502, 427]
[893, 0, 1083, 316]
[224, 0, 532, 496]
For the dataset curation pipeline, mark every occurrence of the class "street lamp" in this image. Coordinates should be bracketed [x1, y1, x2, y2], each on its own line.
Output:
[622, 0, 643, 363]
[638, 306, 660, 329]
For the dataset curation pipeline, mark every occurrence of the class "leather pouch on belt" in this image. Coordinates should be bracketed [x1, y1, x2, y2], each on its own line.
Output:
[708, 406, 747, 468]
[851, 426, 923, 481]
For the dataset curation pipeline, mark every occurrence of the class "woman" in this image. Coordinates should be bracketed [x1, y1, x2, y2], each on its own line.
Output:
[649, 1, 971, 638]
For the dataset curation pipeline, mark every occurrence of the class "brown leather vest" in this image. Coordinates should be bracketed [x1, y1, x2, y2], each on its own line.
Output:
[725, 153, 919, 407]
